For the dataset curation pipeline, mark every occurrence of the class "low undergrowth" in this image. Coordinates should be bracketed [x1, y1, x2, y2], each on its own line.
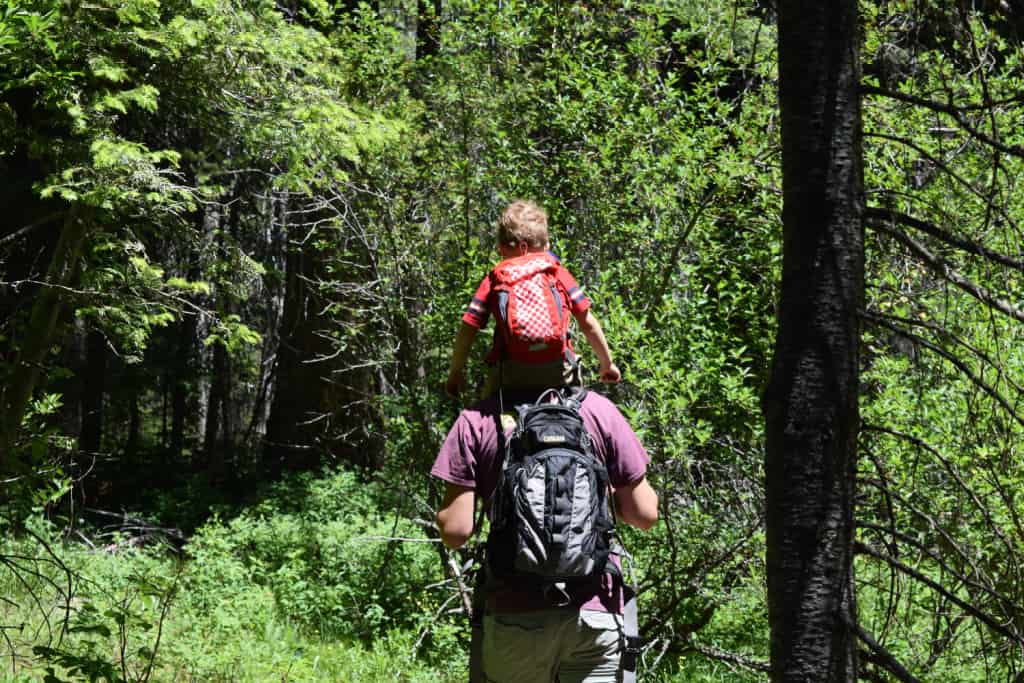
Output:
[0, 468, 466, 682]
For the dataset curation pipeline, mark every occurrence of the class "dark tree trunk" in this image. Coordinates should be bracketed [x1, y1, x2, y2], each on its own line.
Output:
[170, 308, 197, 461]
[245, 195, 286, 452]
[79, 328, 107, 454]
[204, 340, 229, 481]
[762, 1, 864, 681]
[125, 369, 141, 459]
[0, 209, 87, 474]
[263, 233, 330, 477]
[415, 0, 442, 61]
[161, 369, 169, 448]
[220, 352, 236, 470]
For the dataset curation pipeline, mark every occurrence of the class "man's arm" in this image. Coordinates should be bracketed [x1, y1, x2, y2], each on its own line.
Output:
[436, 483, 476, 548]
[614, 477, 658, 530]
[574, 310, 621, 383]
[446, 322, 479, 397]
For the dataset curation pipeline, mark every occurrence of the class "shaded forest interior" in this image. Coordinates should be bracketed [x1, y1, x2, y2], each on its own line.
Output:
[4, 0, 1024, 681]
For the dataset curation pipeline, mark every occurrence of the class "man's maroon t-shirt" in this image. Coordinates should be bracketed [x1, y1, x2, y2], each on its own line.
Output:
[431, 389, 649, 613]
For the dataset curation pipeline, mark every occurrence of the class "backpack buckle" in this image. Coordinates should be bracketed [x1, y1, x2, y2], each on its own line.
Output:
[543, 581, 572, 607]
[621, 635, 642, 672]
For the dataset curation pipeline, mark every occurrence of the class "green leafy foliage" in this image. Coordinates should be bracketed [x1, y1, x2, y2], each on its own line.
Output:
[184, 470, 443, 641]
[2, 469, 462, 681]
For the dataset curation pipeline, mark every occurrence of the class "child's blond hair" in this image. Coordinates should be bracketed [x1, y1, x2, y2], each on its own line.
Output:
[497, 200, 549, 250]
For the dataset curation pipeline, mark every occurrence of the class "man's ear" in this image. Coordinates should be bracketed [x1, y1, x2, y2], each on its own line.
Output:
[517, 241, 528, 256]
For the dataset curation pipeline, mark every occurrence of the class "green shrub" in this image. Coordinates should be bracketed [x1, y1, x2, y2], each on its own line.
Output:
[183, 469, 443, 640]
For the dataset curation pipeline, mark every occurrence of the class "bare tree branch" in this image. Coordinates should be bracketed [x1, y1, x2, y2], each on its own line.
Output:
[862, 85, 1024, 159]
[688, 641, 770, 674]
[864, 132, 1022, 239]
[870, 223, 1024, 325]
[864, 312, 1024, 430]
[866, 206, 1024, 274]
[861, 423, 1017, 561]
[848, 616, 924, 683]
[855, 542, 1024, 646]
[865, 309, 1024, 398]
[856, 516, 1023, 615]
[0, 212, 67, 246]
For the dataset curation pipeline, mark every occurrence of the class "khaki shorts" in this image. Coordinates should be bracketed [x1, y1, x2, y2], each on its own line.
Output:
[483, 358, 584, 398]
[482, 609, 623, 683]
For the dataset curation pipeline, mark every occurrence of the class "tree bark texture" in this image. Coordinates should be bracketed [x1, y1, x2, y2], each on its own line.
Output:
[762, 1, 864, 681]
[125, 367, 141, 458]
[203, 340, 230, 481]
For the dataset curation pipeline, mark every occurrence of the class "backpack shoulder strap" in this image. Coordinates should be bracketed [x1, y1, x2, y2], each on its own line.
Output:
[561, 385, 588, 409]
[620, 583, 641, 682]
[608, 541, 640, 681]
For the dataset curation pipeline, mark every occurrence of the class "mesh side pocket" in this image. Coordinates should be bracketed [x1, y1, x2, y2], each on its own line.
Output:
[513, 461, 548, 573]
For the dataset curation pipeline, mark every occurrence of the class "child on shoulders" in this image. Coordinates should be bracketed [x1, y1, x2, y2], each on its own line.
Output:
[445, 200, 621, 398]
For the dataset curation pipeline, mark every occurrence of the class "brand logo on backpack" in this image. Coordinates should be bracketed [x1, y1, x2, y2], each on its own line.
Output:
[487, 388, 615, 584]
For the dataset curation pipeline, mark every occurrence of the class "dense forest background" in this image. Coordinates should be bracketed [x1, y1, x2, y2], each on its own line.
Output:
[3, 0, 1024, 680]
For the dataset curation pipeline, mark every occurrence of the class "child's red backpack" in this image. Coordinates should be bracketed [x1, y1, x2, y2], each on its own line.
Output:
[490, 253, 571, 363]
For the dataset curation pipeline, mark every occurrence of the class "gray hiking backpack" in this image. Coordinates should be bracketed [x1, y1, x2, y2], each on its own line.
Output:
[486, 387, 615, 584]
[470, 387, 642, 683]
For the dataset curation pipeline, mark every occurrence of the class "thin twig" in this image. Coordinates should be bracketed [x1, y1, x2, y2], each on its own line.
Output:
[862, 85, 1024, 159]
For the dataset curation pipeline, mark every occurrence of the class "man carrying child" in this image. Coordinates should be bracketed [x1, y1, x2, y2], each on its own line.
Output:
[435, 200, 657, 682]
